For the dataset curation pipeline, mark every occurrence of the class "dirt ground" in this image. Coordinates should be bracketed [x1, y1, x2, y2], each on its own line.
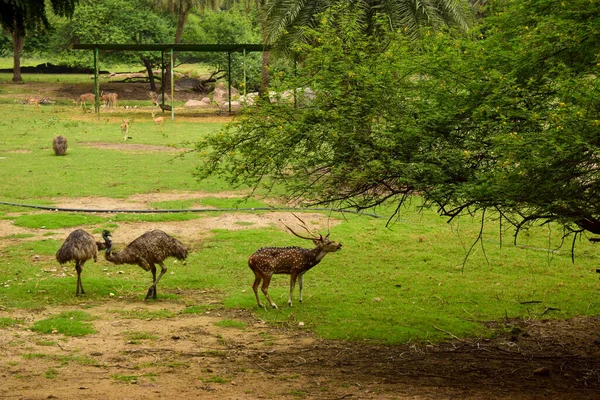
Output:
[2, 82, 600, 398]
[1, 194, 600, 400]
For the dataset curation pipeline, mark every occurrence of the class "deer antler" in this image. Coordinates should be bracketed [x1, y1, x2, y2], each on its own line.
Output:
[280, 213, 325, 241]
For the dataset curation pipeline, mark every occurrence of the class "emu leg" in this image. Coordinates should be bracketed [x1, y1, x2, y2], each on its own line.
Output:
[146, 262, 167, 300]
[76, 262, 85, 296]
[261, 275, 277, 309]
[252, 271, 263, 308]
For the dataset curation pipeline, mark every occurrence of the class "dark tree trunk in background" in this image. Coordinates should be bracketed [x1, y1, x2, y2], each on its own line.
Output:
[142, 57, 157, 92]
[12, 30, 24, 83]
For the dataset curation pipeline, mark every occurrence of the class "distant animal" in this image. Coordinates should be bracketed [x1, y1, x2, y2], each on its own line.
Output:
[101, 230, 188, 299]
[52, 135, 68, 156]
[101, 92, 118, 108]
[148, 91, 170, 107]
[27, 97, 41, 107]
[78, 93, 95, 108]
[120, 119, 131, 141]
[151, 111, 164, 132]
[248, 214, 342, 308]
[56, 229, 107, 296]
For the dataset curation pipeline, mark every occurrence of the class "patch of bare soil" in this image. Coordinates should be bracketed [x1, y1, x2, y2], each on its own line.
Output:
[1, 300, 600, 400]
[2, 195, 600, 399]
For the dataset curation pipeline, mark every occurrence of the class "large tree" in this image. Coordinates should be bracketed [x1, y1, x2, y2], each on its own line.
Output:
[0, 0, 78, 81]
[56, 0, 173, 90]
[195, 0, 600, 242]
[263, 0, 473, 50]
[152, 0, 220, 90]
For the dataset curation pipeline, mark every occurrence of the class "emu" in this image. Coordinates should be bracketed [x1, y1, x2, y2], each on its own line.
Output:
[52, 135, 68, 156]
[56, 229, 107, 296]
[102, 230, 188, 299]
[248, 215, 342, 308]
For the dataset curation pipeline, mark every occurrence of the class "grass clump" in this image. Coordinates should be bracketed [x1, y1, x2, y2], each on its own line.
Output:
[30, 311, 97, 337]
[0, 318, 20, 328]
[13, 213, 105, 229]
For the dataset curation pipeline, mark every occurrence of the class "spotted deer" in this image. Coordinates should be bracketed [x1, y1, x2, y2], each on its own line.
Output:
[77, 93, 95, 108]
[151, 111, 164, 132]
[120, 119, 131, 141]
[101, 91, 118, 108]
[248, 214, 342, 308]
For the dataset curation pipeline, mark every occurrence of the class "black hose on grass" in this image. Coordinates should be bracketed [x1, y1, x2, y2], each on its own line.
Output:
[0, 201, 384, 219]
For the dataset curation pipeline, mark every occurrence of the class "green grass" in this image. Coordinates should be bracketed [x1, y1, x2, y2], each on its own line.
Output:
[30, 311, 97, 337]
[23, 352, 99, 366]
[124, 331, 159, 342]
[0, 78, 599, 344]
[0, 317, 20, 328]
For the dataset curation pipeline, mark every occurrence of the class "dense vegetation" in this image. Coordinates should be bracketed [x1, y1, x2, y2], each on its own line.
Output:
[197, 0, 600, 243]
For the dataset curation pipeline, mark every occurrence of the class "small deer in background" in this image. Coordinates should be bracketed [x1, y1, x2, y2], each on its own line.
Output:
[151, 111, 164, 133]
[77, 93, 95, 108]
[101, 92, 118, 108]
[248, 214, 342, 308]
[120, 119, 131, 141]
[27, 97, 41, 108]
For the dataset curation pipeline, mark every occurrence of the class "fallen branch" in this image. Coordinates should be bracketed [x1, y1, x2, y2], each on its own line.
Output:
[541, 307, 561, 316]
[432, 325, 468, 343]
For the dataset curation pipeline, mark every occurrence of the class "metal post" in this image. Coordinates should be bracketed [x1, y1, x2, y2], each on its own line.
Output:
[94, 47, 100, 115]
[228, 51, 232, 113]
[243, 48, 247, 97]
[170, 48, 174, 120]
[161, 51, 165, 107]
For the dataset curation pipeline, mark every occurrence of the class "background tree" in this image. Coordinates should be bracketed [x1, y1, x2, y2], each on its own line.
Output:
[195, 0, 600, 244]
[51, 0, 173, 89]
[0, 0, 79, 81]
[264, 0, 474, 51]
[152, 0, 220, 90]
[183, 4, 263, 91]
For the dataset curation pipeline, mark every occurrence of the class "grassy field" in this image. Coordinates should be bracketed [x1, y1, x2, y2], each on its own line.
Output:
[1, 74, 599, 344]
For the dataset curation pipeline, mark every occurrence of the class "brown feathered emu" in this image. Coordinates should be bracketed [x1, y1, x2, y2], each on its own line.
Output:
[56, 229, 107, 296]
[52, 135, 68, 156]
[101, 230, 188, 299]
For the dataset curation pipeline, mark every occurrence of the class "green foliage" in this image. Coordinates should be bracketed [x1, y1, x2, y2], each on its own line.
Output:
[196, 1, 600, 238]
[183, 6, 262, 91]
[46, 0, 174, 68]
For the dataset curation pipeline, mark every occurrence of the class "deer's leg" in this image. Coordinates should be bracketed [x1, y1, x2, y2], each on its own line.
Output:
[298, 273, 304, 303]
[261, 274, 278, 309]
[252, 270, 264, 308]
[288, 272, 298, 307]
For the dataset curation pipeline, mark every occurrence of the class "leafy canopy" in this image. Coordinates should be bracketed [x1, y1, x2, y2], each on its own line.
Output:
[195, 1, 600, 239]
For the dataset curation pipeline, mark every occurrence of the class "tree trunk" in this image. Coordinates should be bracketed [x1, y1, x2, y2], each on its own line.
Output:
[161, 4, 188, 93]
[142, 57, 157, 92]
[259, 51, 270, 98]
[257, 0, 270, 98]
[12, 30, 24, 83]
